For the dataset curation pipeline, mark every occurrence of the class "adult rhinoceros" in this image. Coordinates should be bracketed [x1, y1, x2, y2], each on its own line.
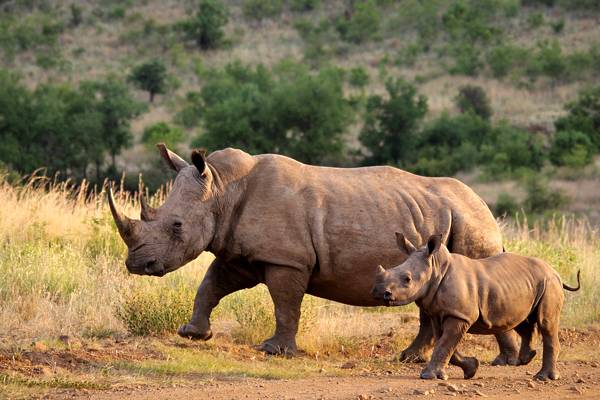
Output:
[108, 144, 519, 364]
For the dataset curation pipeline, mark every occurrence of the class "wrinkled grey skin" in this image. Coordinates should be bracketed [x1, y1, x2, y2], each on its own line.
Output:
[109, 144, 519, 360]
[372, 233, 581, 381]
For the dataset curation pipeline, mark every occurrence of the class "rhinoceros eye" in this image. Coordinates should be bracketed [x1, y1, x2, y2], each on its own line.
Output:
[172, 221, 183, 235]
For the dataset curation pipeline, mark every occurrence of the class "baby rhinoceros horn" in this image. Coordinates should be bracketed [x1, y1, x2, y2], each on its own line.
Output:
[376, 265, 386, 275]
[107, 189, 136, 245]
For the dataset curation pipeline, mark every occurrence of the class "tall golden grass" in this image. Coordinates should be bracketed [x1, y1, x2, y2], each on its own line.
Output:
[0, 173, 596, 352]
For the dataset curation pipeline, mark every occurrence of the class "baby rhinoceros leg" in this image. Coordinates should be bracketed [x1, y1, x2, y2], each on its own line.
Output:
[515, 321, 537, 366]
[534, 291, 562, 381]
[420, 317, 470, 380]
[450, 351, 479, 379]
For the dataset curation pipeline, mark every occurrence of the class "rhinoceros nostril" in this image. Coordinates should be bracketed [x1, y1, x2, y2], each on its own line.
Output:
[383, 289, 393, 301]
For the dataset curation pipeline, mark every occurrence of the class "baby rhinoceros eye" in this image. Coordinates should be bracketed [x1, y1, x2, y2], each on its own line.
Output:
[404, 275, 412, 284]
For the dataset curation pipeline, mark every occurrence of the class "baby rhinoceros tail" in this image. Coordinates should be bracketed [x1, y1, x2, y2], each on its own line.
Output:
[562, 270, 581, 292]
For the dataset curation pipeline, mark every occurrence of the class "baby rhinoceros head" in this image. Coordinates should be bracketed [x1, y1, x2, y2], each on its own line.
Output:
[371, 233, 442, 306]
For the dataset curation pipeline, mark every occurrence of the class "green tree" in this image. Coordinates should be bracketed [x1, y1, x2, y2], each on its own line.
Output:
[128, 59, 168, 102]
[142, 122, 185, 150]
[183, 0, 229, 50]
[549, 130, 593, 167]
[193, 61, 351, 164]
[336, 0, 381, 43]
[454, 85, 492, 121]
[359, 78, 428, 165]
[555, 86, 600, 150]
[80, 77, 145, 177]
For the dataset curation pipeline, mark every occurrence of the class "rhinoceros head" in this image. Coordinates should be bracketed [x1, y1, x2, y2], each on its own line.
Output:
[108, 144, 217, 277]
[371, 233, 442, 306]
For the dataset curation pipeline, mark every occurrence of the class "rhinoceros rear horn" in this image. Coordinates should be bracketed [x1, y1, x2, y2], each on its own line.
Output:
[157, 143, 189, 172]
[107, 189, 134, 242]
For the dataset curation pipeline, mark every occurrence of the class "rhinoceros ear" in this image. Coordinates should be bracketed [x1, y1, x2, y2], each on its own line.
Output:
[425, 234, 442, 258]
[157, 143, 189, 172]
[395, 232, 416, 255]
[191, 148, 208, 176]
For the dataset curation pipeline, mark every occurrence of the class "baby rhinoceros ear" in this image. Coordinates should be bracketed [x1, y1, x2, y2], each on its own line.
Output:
[425, 234, 443, 258]
[395, 232, 417, 255]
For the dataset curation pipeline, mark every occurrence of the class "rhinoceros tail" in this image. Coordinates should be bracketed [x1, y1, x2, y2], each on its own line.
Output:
[563, 270, 581, 292]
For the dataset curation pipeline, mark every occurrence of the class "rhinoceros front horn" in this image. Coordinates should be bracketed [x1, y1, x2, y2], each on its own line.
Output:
[107, 189, 134, 243]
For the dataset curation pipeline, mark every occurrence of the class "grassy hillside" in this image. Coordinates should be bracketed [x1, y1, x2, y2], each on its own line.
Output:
[2, 1, 599, 137]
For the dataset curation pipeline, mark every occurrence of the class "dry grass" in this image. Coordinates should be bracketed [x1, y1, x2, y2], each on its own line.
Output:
[0, 173, 598, 354]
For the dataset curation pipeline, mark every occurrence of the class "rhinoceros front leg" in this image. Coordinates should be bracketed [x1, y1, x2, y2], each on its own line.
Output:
[258, 265, 310, 356]
[398, 309, 435, 363]
[178, 258, 261, 340]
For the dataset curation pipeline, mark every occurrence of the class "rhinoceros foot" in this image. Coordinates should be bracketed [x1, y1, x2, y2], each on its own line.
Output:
[490, 352, 519, 366]
[420, 367, 448, 380]
[257, 337, 297, 356]
[396, 347, 430, 363]
[462, 357, 479, 379]
[518, 349, 537, 366]
[534, 369, 560, 381]
[177, 323, 213, 341]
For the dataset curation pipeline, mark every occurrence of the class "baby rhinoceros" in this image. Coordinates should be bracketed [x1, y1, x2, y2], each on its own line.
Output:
[371, 233, 581, 381]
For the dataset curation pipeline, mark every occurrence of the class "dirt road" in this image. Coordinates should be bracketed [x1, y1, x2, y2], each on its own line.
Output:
[47, 360, 600, 400]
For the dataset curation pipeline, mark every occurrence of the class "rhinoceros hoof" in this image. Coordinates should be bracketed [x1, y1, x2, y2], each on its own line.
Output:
[177, 324, 213, 341]
[491, 352, 519, 366]
[518, 350, 537, 366]
[420, 367, 448, 380]
[257, 338, 297, 356]
[397, 348, 429, 363]
[534, 369, 560, 381]
[462, 357, 479, 379]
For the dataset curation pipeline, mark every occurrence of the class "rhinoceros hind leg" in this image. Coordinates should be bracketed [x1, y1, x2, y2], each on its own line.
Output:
[398, 310, 434, 363]
[491, 330, 520, 366]
[258, 265, 310, 356]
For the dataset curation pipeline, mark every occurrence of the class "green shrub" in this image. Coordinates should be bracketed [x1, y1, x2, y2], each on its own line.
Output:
[495, 192, 520, 217]
[454, 85, 492, 120]
[128, 59, 168, 102]
[448, 43, 482, 76]
[142, 122, 185, 150]
[550, 18, 565, 34]
[243, 0, 283, 20]
[527, 12, 545, 29]
[527, 40, 566, 81]
[70, 4, 83, 27]
[183, 0, 229, 50]
[522, 175, 568, 213]
[412, 112, 489, 175]
[348, 67, 370, 88]
[560, 0, 600, 11]
[294, 18, 333, 65]
[220, 286, 318, 345]
[555, 86, 600, 149]
[290, 0, 320, 12]
[486, 44, 528, 78]
[336, 0, 381, 44]
[118, 285, 194, 336]
[549, 130, 593, 167]
[480, 123, 546, 178]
